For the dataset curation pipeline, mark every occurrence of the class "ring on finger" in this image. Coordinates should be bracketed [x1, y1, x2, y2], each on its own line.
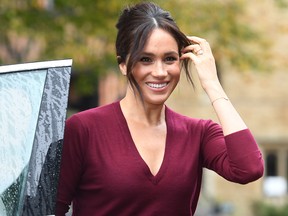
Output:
[196, 49, 204, 55]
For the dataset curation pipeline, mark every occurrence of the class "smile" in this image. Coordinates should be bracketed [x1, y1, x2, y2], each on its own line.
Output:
[146, 82, 168, 89]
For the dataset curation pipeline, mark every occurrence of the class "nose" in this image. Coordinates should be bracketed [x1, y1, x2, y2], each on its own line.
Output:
[151, 61, 167, 78]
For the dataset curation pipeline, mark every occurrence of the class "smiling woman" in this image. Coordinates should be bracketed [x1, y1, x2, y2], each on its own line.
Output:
[56, 2, 264, 216]
[119, 28, 181, 107]
[115, 2, 192, 98]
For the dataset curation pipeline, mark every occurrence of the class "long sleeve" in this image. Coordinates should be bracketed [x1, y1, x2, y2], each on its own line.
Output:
[201, 122, 264, 184]
[56, 115, 87, 215]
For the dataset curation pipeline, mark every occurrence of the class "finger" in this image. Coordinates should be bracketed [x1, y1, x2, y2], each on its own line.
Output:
[187, 36, 212, 54]
[187, 36, 206, 44]
[181, 44, 202, 55]
[180, 51, 198, 62]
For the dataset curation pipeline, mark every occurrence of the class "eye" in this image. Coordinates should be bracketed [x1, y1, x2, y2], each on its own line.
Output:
[165, 56, 178, 63]
[139, 57, 152, 63]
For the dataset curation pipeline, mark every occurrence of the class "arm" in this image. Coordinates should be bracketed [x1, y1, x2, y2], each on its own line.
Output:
[56, 115, 86, 215]
[181, 36, 246, 135]
[201, 122, 264, 184]
[181, 36, 264, 183]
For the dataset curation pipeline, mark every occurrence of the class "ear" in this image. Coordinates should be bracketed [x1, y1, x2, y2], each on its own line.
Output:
[119, 62, 127, 76]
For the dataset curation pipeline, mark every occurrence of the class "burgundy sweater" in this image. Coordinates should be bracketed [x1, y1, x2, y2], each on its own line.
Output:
[56, 101, 263, 216]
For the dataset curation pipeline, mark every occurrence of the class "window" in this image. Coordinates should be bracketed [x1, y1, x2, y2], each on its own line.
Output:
[286, 151, 288, 180]
[266, 152, 278, 176]
[263, 145, 288, 197]
[0, 59, 72, 215]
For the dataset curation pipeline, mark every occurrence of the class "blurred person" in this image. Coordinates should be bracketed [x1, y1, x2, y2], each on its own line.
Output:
[56, 2, 264, 215]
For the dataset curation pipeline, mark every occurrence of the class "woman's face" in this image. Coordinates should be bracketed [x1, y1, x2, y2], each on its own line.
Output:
[130, 28, 181, 106]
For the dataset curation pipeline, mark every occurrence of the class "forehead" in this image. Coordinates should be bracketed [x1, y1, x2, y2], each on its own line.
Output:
[143, 28, 178, 52]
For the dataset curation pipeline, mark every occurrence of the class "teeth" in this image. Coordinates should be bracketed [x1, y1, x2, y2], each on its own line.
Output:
[147, 83, 168, 89]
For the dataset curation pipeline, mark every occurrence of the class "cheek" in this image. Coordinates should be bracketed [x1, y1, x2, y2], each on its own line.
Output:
[132, 65, 150, 80]
[169, 63, 181, 77]
[131, 65, 140, 77]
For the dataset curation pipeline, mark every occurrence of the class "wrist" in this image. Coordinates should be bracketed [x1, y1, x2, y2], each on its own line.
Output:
[211, 96, 229, 106]
[203, 81, 227, 100]
[202, 79, 221, 92]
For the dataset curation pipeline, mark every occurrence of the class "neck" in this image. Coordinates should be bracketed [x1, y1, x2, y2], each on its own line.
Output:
[120, 94, 165, 127]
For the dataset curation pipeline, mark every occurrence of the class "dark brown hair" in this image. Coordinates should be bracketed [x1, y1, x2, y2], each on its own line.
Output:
[115, 2, 193, 95]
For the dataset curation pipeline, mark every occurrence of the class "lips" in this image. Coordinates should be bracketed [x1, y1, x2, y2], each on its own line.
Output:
[146, 82, 168, 89]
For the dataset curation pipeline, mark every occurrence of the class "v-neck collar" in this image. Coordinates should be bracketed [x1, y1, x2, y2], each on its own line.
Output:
[114, 101, 173, 185]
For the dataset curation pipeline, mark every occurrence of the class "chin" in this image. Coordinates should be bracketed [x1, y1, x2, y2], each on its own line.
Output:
[143, 95, 169, 106]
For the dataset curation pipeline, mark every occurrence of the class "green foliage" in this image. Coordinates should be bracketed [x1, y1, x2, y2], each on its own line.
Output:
[252, 201, 288, 216]
[0, 0, 273, 97]
[0, 0, 138, 95]
[157, 0, 270, 71]
[275, 0, 288, 8]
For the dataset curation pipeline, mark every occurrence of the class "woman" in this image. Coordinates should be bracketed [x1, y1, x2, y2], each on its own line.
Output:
[56, 2, 263, 215]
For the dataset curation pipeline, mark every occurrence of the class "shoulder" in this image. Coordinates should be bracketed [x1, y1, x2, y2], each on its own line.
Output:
[165, 105, 217, 130]
[66, 101, 120, 129]
[165, 106, 223, 144]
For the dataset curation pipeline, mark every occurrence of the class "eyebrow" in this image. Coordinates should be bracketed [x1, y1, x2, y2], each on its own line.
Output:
[140, 51, 179, 57]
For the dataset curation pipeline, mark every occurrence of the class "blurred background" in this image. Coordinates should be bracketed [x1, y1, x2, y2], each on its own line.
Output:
[1, 0, 288, 215]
